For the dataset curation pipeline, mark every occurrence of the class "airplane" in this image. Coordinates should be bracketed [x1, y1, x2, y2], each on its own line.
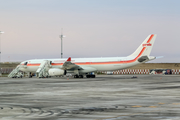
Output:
[17, 34, 157, 78]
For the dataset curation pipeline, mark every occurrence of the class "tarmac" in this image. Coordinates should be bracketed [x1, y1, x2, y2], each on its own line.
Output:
[0, 75, 180, 120]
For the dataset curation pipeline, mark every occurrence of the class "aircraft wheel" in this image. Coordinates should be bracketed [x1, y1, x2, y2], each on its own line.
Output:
[74, 75, 79, 78]
[86, 75, 90, 78]
[86, 75, 95, 78]
[92, 75, 96, 78]
[79, 75, 83, 78]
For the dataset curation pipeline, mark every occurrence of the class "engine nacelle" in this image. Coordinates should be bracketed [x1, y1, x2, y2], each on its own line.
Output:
[48, 68, 65, 76]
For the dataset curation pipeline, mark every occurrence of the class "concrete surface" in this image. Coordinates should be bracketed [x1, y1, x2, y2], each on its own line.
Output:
[0, 75, 180, 120]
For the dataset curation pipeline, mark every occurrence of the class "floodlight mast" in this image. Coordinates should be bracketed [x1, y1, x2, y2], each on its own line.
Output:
[0, 31, 4, 76]
[60, 29, 65, 58]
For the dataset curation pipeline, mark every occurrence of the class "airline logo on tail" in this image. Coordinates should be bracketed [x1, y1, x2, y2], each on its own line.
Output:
[142, 43, 152, 47]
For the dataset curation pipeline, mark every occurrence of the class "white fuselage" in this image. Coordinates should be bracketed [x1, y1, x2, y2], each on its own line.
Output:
[19, 56, 140, 73]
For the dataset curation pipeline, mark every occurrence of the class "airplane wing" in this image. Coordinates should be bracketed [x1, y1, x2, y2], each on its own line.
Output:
[62, 57, 83, 70]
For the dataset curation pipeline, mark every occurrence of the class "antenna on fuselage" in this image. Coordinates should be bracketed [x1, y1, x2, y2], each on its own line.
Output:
[60, 28, 66, 58]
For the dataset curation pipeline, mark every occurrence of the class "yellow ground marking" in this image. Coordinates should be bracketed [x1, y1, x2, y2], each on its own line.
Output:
[158, 103, 165, 105]
[149, 106, 157, 108]
[131, 105, 142, 108]
[172, 103, 180, 105]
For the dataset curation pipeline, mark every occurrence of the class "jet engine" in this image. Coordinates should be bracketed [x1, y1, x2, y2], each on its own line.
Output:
[48, 68, 66, 76]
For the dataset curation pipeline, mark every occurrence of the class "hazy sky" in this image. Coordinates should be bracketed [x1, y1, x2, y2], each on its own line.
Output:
[0, 0, 180, 63]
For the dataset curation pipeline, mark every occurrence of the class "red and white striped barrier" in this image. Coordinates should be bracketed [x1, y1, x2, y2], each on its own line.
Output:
[100, 69, 180, 75]
[172, 69, 180, 75]
[102, 69, 150, 75]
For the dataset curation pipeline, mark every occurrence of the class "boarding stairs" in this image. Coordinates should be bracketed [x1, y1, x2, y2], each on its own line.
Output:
[8, 65, 24, 78]
[36, 60, 51, 78]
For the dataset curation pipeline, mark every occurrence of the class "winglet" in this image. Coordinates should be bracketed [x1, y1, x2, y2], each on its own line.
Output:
[67, 57, 71, 61]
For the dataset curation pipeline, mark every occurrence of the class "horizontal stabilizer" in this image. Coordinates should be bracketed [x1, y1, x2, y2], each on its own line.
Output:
[156, 56, 164, 59]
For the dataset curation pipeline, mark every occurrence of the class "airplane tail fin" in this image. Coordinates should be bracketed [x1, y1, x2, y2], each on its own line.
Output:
[128, 34, 157, 58]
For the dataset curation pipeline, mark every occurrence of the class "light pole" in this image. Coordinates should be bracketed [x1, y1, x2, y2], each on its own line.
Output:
[59, 29, 65, 58]
[0, 31, 4, 76]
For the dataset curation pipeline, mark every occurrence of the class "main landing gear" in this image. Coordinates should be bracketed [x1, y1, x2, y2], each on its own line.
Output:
[74, 75, 84, 78]
[86, 75, 95, 78]
[73, 75, 96, 78]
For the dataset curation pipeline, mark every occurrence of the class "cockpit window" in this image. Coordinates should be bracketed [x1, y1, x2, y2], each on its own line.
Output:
[24, 62, 28, 65]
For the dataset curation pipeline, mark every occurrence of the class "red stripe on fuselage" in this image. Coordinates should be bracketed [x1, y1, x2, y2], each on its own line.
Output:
[27, 64, 40, 66]
[26, 47, 146, 66]
[27, 63, 63, 66]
